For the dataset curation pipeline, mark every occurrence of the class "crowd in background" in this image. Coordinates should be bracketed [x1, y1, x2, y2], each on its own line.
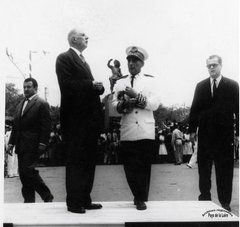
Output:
[4, 118, 239, 177]
[156, 120, 194, 164]
[4, 124, 19, 178]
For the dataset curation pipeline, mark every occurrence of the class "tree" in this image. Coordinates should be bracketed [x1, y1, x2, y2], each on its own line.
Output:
[5, 83, 24, 117]
[154, 104, 169, 127]
[154, 103, 190, 128]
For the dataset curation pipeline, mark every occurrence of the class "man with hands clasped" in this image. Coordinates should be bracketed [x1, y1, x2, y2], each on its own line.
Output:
[112, 46, 160, 210]
[56, 28, 104, 214]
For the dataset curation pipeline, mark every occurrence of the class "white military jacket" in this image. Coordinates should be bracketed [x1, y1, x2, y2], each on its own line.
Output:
[112, 73, 160, 141]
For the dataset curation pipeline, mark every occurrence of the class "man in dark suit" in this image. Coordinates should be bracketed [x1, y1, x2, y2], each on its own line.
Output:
[56, 28, 105, 213]
[7, 78, 53, 203]
[189, 55, 239, 212]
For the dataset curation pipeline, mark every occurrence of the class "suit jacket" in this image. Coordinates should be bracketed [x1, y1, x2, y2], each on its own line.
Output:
[9, 95, 51, 155]
[55, 48, 104, 140]
[189, 76, 239, 152]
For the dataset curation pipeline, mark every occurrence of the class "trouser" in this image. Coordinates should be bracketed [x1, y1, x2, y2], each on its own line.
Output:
[121, 140, 154, 202]
[66, 162, 96, 208]
[165, 143, 175, 163]
[188, 145, 198, 167]
[174, 140, 183, 164]
[65, 131, 98, 209]
[198, 147, 234, 205]
[18, 151, 52, 203]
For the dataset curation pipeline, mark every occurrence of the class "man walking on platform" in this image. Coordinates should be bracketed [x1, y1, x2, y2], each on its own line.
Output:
[189, 55, 239, 212]
[7, 78, 53, 203]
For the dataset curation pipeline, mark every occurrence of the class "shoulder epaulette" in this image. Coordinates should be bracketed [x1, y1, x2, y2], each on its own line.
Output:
[144, 74, 154, 78]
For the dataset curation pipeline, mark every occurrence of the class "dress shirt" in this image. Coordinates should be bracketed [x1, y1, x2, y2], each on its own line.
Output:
[171, 128, 183, 145]
[70, 46, 81, 57]
[21, 94, 37, 115]
[71, 47, 89, 69]
[112, 73, 160, 141]
[70, 46, 85, 62]
[210, 75, 222, 96]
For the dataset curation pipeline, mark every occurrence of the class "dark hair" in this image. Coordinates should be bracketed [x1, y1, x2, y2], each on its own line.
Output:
[24, 77, 38, 88]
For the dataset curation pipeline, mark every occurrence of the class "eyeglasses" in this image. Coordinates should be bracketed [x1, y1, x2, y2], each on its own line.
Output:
[207, 64, 219, 69]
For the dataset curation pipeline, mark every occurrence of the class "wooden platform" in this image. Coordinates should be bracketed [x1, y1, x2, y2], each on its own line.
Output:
[3, 201, 239, 226]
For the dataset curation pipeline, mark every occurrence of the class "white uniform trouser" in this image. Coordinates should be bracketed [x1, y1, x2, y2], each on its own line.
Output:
[188, 142, 198, 167]
[7, 148, 19, 177]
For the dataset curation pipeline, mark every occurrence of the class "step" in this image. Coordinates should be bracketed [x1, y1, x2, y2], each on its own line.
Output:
[4, 201, 239, 226]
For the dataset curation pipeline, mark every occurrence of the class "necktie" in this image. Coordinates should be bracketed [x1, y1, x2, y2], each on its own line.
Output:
[22, 98, 29, 115]
[79, 54, 85, 63]
[213, 79, 217, 97]
[79, 54, 93, 79]
[130, 75, 135, 88]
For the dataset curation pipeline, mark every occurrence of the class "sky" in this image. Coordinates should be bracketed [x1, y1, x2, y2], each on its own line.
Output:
[0, 0, 239, 108]
[0, 0, 239, 213]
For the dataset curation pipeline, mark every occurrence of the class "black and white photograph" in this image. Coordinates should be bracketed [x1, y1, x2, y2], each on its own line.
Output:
[1, 0, 239, 226]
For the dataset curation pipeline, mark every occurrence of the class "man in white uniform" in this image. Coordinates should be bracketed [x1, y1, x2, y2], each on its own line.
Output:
[112, 46, 160, 210]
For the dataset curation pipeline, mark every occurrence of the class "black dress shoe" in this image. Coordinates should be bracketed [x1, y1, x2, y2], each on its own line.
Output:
[134, 200, 147, 210]
[84, 203, 102, 210]
[44, 194, 54, 203]
[24, 200, 35, 203]
[44, 194, 54, 202]
[67, 206, 86, 213]
[222, 204, 231, 212]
